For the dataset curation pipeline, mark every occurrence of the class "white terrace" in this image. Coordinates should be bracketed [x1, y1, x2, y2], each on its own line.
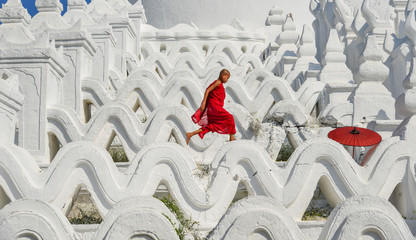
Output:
[0, 0, 416, 239]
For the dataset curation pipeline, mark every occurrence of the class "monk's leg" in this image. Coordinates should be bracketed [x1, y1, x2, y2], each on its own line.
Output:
[186, 129, 203, 145]
[229, 134, 236, 141]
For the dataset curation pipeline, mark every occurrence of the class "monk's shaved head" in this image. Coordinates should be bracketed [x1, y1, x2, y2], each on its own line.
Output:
[220, 69, 230, 77]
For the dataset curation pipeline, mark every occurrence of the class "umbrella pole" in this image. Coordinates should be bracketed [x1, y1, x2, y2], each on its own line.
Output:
[352, 146, 355, 161]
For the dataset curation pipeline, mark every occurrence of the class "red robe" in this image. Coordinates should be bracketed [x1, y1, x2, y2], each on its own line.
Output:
[191, 81, 236, 139]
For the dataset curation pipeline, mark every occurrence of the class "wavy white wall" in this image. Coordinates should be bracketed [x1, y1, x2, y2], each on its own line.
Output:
[1, 0, 416, 239]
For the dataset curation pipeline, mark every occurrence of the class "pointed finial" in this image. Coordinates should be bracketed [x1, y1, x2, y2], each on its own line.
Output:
[297, 24, 316, 57]
[325, 29, 344, 55]
[353, 34, 388, 84]
[282, 14, 296, 32]
[320, 29, 352, 83]
[299, 24, 314, 46]
[266, 3, 284, 26]
[361, 34, 383, 62]
[276, 14, 299, 45]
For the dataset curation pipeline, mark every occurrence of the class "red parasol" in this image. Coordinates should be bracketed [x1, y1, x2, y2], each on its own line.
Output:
[328, 126, 382, 159]
[328, 126, 381, 147]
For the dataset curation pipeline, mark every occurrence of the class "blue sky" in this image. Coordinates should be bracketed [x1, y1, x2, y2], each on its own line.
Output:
[0, 0, 91, 17]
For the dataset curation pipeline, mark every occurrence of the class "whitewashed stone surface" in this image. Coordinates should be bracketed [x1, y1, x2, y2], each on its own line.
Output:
[0, 0, 416, 239]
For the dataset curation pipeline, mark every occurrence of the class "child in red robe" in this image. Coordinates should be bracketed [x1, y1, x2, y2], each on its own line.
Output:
[186, 69, 236, 144]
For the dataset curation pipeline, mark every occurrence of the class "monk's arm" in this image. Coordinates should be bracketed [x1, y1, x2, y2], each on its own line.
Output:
[200, 80, 221, 111]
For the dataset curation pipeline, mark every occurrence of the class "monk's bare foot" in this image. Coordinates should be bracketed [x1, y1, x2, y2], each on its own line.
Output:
[230, 135, 236, 141]
[186, 132, 192, 145]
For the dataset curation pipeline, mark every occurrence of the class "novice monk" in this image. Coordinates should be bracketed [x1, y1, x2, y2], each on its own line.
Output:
[186, 69, 236, 145]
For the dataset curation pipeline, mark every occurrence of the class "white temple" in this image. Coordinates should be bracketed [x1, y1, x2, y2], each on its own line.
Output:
[0, 0, 416, 239]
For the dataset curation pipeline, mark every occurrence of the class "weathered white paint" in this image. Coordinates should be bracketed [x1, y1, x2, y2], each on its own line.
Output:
[141, 0, 314, 31]
[0, 0, 415, 239]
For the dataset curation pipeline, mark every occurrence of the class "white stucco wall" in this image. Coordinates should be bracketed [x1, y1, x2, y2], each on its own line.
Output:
[1, 0, 416, 239]
[141, 0, 315, 31]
